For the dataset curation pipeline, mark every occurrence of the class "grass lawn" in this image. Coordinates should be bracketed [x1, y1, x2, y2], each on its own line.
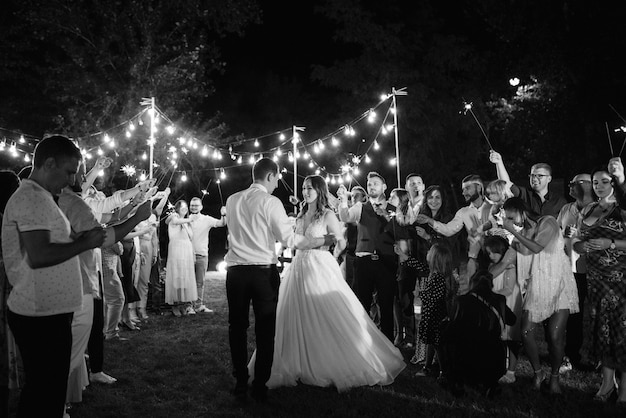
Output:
[8, 271, 626, 417]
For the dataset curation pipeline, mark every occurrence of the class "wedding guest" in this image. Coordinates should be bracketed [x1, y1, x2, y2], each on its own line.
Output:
[0, 170, 21, 417]
[58, 166, 151, 407]
[189, 196, 226, 313]
[483, 235, 522, 384]
[443, 269, 515, 397]
[405, 173, 425, 223]
[477, 179, 515, 243]
[416, 242, 457, 378]
[489, 150, 567, 218]
[338, 172, 398, 341]
[2, 135, 106, 417]
[135, 189, 170, 320]
[416, 175, 491, 288]
[224, 158, 299, 402]
[557, 173, 594, 372]
[165, 200, 197, 317]
[415, 185, 461, 271]
[102, 242, 126, 341]
[573, 167, 626, 402]
[500, 197, 578, 394]
[387, 188, 419, 348]
[340, 186, 366, 289]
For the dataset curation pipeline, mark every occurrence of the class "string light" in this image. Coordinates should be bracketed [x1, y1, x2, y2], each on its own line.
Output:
[181, 171, 187, 182]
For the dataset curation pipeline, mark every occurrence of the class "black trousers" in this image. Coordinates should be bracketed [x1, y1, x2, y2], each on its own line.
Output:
[354, 255, 397, 341]
[565, 272, 587, 364]
[226, 265, 280, 393]
[8, 310, 73, 418]
[397, 264, 418, 342]
[87, 297, 105, 373]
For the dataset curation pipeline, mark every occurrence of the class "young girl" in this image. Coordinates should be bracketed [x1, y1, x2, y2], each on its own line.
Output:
[417, 242, 457, 377]
[483, 235, 522, 384]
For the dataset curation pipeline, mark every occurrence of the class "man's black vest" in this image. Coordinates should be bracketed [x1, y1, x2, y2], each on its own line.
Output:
[356, 201, 395, 256]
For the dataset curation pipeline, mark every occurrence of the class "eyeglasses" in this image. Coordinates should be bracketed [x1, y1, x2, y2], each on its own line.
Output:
[568, 180, 591, 187]
[528, 174, 549, 180]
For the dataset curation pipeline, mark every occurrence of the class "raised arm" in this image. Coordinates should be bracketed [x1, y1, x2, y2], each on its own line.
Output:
[489, 150, 513, 188]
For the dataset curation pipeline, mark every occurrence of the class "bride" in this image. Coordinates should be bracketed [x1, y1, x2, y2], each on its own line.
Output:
[248, 175, 406, 392]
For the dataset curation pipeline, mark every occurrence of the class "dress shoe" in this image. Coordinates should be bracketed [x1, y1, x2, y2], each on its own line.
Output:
[594, 385, 617, 402]
[138, 308, 149, 320]
[105, 334, 129, 342]
[90, 371, 117, 384]
[172, 306, 182, 317]
[120, 320, 140, 331]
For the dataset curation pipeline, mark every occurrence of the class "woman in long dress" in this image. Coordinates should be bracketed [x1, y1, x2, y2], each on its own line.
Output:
[249, 175, 406, 391]
[165, 200, 197, 317]
[573, 168, 626, 402]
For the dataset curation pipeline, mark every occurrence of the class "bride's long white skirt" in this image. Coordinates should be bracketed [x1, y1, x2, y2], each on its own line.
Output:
[248, 249, 406, 392]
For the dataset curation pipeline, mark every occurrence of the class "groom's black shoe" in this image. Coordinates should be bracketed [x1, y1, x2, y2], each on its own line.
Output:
[231, 382, 248, 403]
[250, 385, 268, 403]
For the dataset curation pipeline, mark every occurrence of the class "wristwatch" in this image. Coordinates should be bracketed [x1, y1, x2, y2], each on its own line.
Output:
[610, 239, 616, 250]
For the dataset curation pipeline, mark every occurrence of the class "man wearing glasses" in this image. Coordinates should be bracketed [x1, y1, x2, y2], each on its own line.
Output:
[489, 150, 567, 218]
[556, 174, 594, 372]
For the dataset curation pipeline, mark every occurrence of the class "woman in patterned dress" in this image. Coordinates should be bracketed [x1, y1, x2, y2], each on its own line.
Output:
[573, 168, 626, 402]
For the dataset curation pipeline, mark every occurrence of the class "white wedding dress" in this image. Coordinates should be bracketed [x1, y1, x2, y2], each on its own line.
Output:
[248, 211, 406, 392]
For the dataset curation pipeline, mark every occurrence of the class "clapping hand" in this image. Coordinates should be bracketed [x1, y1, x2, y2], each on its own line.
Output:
[220, 206, 227, 216]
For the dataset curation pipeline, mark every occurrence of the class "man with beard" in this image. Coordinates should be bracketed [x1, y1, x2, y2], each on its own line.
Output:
[405, 173, 425, 224]
[415, 175, 491, 284]
[338, 172, 397, 341]
[556, 173, 594, 372]
[489, 150, 567, 218]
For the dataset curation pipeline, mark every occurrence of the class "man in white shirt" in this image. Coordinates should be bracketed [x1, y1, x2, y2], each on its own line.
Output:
[225, 158, 332, 403]
[188, 196, 226, 313]
[2, 135, 106, 417]
[416, 174, 491, 286]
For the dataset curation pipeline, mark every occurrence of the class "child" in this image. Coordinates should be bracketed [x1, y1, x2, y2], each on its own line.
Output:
[416, 242, 457, 377]
[483, 235, 522, 383]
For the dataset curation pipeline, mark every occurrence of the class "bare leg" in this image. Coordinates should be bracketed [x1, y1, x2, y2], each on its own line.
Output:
[521, 311, 544, 389]
[546, 309, 569, 393]
[597, 366, 617, 399]
[617, 368, 626, 402]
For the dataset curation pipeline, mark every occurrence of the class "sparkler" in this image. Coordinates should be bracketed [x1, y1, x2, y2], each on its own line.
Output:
[461, 101, 494, 151]
[606, 122, 614, 156]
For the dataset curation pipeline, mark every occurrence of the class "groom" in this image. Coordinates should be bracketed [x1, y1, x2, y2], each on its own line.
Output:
[338, 171, 397, 341]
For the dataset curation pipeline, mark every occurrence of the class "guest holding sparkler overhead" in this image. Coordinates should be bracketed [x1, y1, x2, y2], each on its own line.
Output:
[489, 151, 567, 218]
